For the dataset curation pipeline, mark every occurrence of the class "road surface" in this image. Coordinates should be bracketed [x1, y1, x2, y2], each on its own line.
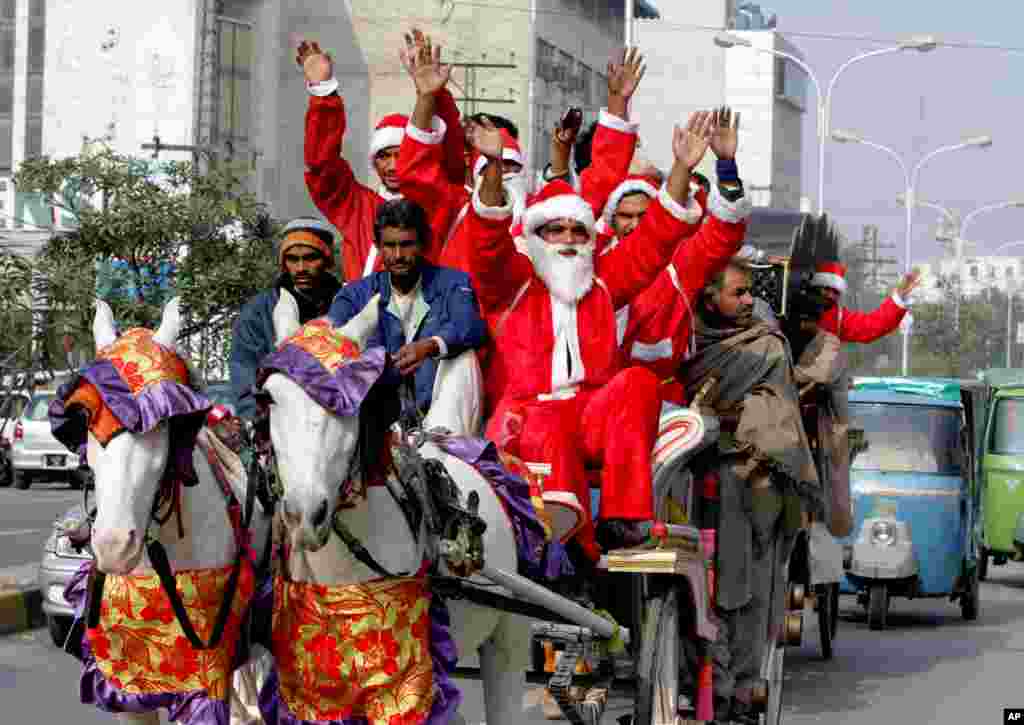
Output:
[0, 484, 82, 569]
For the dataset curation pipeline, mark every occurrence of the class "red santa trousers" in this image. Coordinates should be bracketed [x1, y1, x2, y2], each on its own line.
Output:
[499, 367, 662, 560]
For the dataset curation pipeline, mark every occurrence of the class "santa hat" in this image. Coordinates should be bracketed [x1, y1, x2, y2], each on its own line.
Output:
[521, 179, 595, 238]
[810, 261, 848, 294]
[369, 114, 408, 159]
[278, 217, 335, 269]
[471, 129, 525, 178]
[601, 174, 662, 230]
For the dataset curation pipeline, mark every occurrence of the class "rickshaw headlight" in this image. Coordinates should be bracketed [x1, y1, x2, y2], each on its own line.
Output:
[871, 521, 897, 547]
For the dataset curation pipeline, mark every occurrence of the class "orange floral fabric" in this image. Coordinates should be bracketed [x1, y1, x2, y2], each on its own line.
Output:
[99, 328, 190, 394]
[272, 576, 435, 724]
[86, 561, 254, 700]
[279, 319, 361, 373]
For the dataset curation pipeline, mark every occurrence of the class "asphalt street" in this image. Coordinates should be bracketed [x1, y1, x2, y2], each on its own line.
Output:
[0, 484, 82, 569]
[4, 564, 1024, 724]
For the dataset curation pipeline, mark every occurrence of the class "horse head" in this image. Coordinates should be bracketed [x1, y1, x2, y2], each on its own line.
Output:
[51, 298, 211, 574]
[258, 289, 384, 553]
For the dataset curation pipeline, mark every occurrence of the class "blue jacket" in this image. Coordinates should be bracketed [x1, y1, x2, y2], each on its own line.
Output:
[328, 263, 488, 413]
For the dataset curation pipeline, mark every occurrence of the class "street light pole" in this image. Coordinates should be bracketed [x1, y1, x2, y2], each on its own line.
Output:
[715, 32, 937, 215]
[624, 0, 635, 47]
[990, 241, 1024, 369]
[832, 130, 993, 375]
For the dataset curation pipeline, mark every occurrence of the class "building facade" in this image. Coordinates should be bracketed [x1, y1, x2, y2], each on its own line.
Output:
[633, 1, 805, 210]
[917, 254, 1024, 303]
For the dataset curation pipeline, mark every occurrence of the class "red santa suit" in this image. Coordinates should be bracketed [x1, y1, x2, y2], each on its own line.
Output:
[466, 179, 703, 560]
[303, 79, 465, 281]
[399, 109, 640, 274]
[611, 179, 753, 406]
[811, 262, 909, 343]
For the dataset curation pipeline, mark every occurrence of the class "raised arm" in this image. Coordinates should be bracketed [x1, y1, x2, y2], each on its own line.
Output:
[298, 42, 378, 280]
[827, 270, 919, 343]
[577, 48, 645, 215]
[464, 120, 531, 313]
[599, 112, 714, 307]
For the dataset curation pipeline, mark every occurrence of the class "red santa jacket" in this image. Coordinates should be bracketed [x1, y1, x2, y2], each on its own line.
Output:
[615, 187, 752, 405]
[399, 108, 640, 274]
[818, 294, 908, 343]
[303, 89, 464, 282]
[463, 186, 703, 436]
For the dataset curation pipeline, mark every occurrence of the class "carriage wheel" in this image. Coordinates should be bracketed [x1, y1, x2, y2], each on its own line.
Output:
[634, 582, 681, 725]
[816, 583, 839, 660]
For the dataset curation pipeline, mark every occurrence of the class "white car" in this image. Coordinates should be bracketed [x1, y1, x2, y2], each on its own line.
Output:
[0, 390, 30, 487]
[10, 391, 86, 490]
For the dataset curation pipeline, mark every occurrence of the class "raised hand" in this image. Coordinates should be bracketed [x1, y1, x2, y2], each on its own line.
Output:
[468, 115, 504, 160]
[296, 40, 332, 84]
[672, 111, 714, 170]
[896, 268, 922, 298]
[607, 47, 646, 101]
[399, 30, 451, 96]
[709, 106, 740, 160]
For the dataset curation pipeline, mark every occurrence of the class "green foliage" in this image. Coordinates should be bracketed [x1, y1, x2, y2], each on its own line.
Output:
[12, 147, 280, 375]
[908, 287, 1012, 378]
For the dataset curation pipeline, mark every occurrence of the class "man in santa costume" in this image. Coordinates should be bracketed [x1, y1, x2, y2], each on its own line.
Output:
[464, 112, 713, 560]
[298, 39, 466, 282]
[397, 33, 647, 273]
[810, 260, 921, 342]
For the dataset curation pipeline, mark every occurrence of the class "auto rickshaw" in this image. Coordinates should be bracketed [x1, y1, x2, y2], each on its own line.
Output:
[977, 368, 1024, 580]
[839, 377, 984, 630]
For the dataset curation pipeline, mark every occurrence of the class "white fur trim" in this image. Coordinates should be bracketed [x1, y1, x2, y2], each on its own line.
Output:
[473, 147, 526, 178]
[369, 126, 405, 158]
[735, 244, 765, 263]
[810, 272, 847, 293]
[657, 184, 702, 226]
[540, 491, 585, 543]
[603, 179, 659, 228]
[307, 78, 339, 97]
[523, 194, 596, 235]
[598, 107, 639, 135]
[891, 291, 908, 308]
[631, 338, 673, 362]
[471, 184, 514, 221]
[403, 116, 447, 146]
[615, 305, 630, 346]
[708, 183, 753, 224]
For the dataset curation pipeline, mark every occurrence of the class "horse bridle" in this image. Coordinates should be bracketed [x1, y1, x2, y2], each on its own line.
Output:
[86, 424, 259, 652]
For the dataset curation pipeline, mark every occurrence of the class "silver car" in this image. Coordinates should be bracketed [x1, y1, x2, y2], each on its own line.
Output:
[10, 391, 87, 490]
[39, 505, 93, 648]
[0, 391, 29, 487]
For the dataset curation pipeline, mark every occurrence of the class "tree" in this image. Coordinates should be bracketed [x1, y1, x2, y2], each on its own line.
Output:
[0, 252, 32, 370]
[13, 146, 280, 377]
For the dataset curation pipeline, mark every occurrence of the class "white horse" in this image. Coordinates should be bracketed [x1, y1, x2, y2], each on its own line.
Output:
[259, 289, 530, 725]
[83, 298, 271, 725]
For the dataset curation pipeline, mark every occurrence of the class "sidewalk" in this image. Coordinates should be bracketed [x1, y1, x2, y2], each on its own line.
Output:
[0, 562, 42, 635]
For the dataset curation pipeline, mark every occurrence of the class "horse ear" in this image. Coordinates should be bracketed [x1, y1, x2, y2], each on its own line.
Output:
[337, 293, 381, 350]
[153, 297, 182, 350]
[93, 299, 117, 352]
[273, 288, 302, 346]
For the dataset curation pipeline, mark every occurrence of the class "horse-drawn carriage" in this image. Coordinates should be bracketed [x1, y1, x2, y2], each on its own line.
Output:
[47, 212, 849, 725]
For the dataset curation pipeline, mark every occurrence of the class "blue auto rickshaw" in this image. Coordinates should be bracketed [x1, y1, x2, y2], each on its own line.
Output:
[839, 377, 985, 630]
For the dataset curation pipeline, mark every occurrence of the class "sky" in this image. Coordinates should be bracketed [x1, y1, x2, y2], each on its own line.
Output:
[753, 0, 1024, 276]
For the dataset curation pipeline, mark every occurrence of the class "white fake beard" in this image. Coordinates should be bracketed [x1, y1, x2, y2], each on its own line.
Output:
[526, 234, 595, 305]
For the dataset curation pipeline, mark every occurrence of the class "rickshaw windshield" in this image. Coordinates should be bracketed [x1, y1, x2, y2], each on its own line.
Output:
[850, 403, 963, 475]
[989, 397, 1024, 455]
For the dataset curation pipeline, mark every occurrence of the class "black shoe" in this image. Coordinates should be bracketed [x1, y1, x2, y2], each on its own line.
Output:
[595, 519, 649, 551]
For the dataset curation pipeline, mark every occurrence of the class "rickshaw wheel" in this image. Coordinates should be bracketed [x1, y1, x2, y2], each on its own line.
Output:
[978, 549, 989, 582]
[816, 583, 838, 660]
[961, 565, 980, 621]
[867, 585, 888, 630]
[634, 581, 681, 725]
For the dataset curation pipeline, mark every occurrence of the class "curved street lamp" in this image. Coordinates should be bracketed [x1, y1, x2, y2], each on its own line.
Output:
[714, 32, 938, 215]
[831, 129, 993, 374]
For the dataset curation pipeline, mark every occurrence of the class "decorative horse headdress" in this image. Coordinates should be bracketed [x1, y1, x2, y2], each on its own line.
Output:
[49, 300, 212, 486]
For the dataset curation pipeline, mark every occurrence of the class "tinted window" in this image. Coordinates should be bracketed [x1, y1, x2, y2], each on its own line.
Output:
[989, 397, 1024, 455]
[26, 394, 54, 421]
[850, 403, 963, 475]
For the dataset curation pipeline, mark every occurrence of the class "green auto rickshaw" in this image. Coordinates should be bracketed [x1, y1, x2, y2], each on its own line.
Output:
[978, 368, 1024, 579]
